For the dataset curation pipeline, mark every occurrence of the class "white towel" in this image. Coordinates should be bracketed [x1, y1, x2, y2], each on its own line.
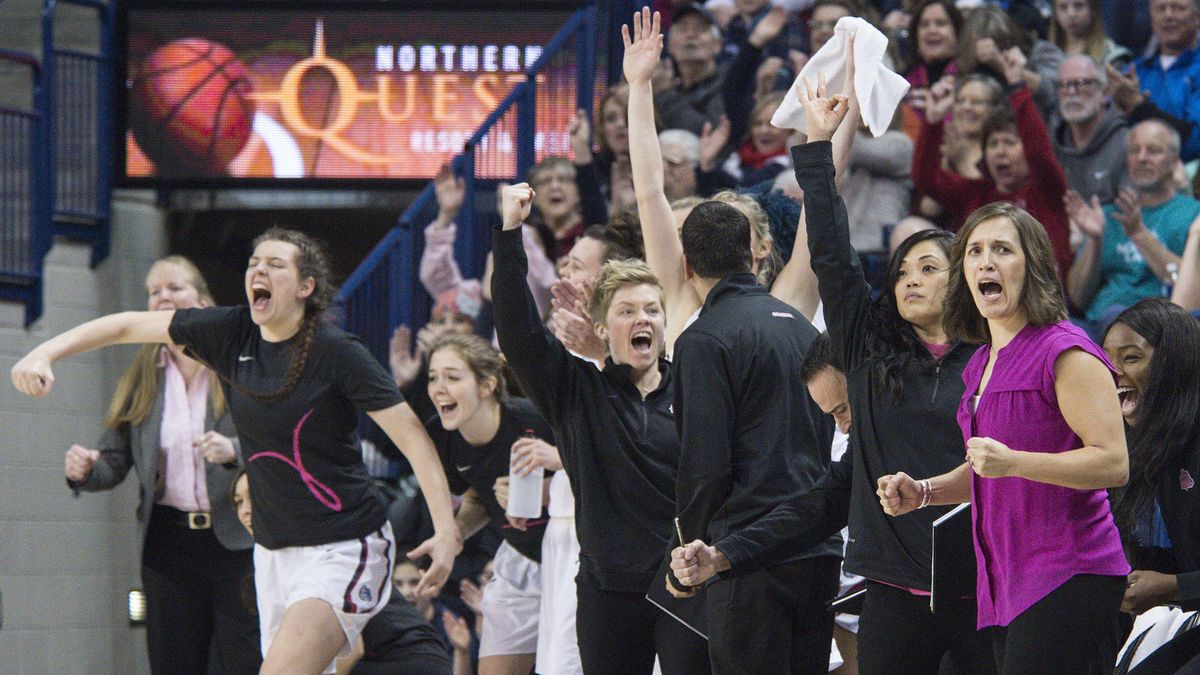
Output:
[770, 17, 909, 138]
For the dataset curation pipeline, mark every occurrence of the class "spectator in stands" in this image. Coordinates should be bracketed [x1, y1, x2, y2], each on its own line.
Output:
[1048, 0, 1132, 67]
[912, 50, 1073, 281]
[915, 74, 1004, 225]
[721, 0, 803, 63]
[421, 166, 557, 323]
[659, 129, 701, 201]
[546, 224, 640, 362]
[1066, 119, 1200, 337]
[1102, 300, 1200, 673]
[903, 0, 962, 122]
[1050, 56, 1129, 206]
[699, 91, 792, 192]
[721, 5, 792, 170]
[1173, 214, 1200, 311]
[956, 5, 1065, 120]
[526, 157, 589, 257]
[569, 84, 634, 220]
[1113, 0, 1200, 162]
[658, 3, 728, 135]
[394, 558, 476, 675]
[64, 256, 259, 675]
[841, 110, 914, 253]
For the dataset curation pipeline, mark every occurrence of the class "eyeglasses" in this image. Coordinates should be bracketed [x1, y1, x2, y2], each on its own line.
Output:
[808, 20, 838, 32]
[1055, 78, 1101, 93]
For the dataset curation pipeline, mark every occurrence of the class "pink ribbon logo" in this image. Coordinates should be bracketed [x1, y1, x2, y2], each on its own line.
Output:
[249, 408, 343, 511]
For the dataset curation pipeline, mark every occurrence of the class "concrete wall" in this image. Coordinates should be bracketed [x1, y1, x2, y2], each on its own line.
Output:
[0, 2, 163, 673]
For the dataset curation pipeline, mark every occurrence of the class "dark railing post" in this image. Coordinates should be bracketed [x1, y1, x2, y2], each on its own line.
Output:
[516, 78, 537, 182]
[577, 6, 597, 116]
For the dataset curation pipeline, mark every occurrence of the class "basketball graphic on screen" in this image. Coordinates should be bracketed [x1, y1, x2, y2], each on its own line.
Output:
[129, 39, 255, 175]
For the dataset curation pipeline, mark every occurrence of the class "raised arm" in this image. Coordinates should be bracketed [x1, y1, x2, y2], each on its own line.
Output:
[419, 166, 468, 298]
[12, 310, 175, 398]
[491, 183, 583, 426]
[624, 8, 699, 350]
[911, 79, 971, 217]
[1065, 191, 1107, 310]
[771, 47, 861, 318]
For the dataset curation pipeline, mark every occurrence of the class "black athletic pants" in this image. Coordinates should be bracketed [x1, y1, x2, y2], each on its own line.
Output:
[705, 556, 841, 675]
[575, 573, 711, 674]
[142, 505, 261, 675]
[989, 573, 1125, 674]
[856, 580, 995, 674]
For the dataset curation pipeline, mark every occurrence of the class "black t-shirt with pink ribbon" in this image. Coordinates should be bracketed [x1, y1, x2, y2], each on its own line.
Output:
[170, 306, 401, 549]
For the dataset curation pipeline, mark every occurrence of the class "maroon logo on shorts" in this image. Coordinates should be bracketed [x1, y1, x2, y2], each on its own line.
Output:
[1181, 469, 1194, 492]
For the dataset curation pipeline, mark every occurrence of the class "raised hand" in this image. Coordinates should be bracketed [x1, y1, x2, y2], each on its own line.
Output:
[569, 108, 594, 164]
[501, 182, 536, 231]
[442, 610, 473, 653]
[749, 6, 789, 49]
[1000, 46, 1029, 88]
[925, 75, 956, 124]
[460, 578, 484, 616]
[698, 116, 731, 171]
[876, 471, 922, 516]
[754, 56, 785, 100]
[196, 431, 236, 464]
[622, 7, 664, 85]
[974, 38, 1004, 73]
[1064, 191, 1106, 240]
[65, 444, 100, 483]
[795, 72, 849, 142]
[11, 351, 55, 398]
[1106, 63, 1144, 114]
[433, 164, 465, 227]
[389, 325, 424, 389]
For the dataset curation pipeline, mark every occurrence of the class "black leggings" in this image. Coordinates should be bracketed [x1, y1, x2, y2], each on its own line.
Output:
[575, 574, 710, 674]
[989, 574, 1125, 674]
[856, 580, 995, 675]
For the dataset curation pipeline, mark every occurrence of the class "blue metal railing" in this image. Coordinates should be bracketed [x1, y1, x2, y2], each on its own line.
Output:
[44, 0, 114, 267]
[336, 5, 606, 367]
[0, 49, 52, 327]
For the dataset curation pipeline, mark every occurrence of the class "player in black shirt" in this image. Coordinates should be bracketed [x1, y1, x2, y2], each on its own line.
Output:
[423, 334, 555, 673]
[12, 228, 461, 675]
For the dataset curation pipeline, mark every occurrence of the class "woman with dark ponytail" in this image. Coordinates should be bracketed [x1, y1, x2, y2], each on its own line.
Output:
[12, 228, 461, 675]
[1102, 299, 1200, 620]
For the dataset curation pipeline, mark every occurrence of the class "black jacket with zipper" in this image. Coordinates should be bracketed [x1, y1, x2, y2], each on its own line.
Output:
[491, 225, 680, 593]
[714, 141, 978, 591]
[673, 273, 841, 587]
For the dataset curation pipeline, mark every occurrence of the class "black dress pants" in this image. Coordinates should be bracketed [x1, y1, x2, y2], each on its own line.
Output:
[856, 580, 995, 674]
[142, 505, 261, 675]
[575, 572, 711, 674]
[705, 556, 841, 675]
[988, 573, 1125, 675]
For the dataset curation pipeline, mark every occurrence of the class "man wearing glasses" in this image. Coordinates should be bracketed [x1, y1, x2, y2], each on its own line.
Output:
[1050, 55, 1130, 205]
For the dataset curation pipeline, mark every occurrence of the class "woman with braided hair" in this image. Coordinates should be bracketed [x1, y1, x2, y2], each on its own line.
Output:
[11, 228, 461, 675]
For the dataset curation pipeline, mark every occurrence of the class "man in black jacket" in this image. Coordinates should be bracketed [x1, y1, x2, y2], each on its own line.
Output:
[670, 200, 841, 674]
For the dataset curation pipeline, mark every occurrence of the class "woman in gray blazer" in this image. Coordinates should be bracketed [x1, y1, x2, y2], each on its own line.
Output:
[65, 256, 259, 674]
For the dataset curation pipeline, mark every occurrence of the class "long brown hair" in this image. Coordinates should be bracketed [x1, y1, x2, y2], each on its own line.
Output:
[943, 203, 1067, 344]
[106, 257, 226, 428]
[1048, 0, 1108, 63]
[428, 334, 511, 404]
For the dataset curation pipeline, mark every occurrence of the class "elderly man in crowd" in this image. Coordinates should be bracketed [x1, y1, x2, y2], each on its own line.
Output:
[1067, 118, 1200, 336]
[1051, 55, 1129, 205]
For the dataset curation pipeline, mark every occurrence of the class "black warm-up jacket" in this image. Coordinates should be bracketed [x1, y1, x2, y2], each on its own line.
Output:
[719, 141, 977, 591]
[491, 225, 680, 593]
[672, 273, 842, 587]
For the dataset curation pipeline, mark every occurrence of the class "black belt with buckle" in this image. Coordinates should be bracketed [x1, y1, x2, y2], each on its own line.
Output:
[155, 505, 212, 530]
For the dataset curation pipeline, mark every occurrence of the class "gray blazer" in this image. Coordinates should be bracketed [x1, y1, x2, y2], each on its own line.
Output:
[73, 385, 253, 551]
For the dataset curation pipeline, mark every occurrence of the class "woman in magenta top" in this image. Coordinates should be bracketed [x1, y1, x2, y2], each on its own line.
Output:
[877, 202, 1129, 673]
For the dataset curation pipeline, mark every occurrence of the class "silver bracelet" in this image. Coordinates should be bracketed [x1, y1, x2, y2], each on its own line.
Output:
[918, 479, 932, 509]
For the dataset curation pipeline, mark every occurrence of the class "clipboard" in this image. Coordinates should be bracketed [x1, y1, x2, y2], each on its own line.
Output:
[826, 581, 867, 615]
[930, 502, 976, 613]
[645, 556, 709, 640]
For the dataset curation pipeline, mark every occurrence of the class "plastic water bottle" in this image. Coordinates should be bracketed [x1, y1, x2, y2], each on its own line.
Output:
[506, 430, 545, 519]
